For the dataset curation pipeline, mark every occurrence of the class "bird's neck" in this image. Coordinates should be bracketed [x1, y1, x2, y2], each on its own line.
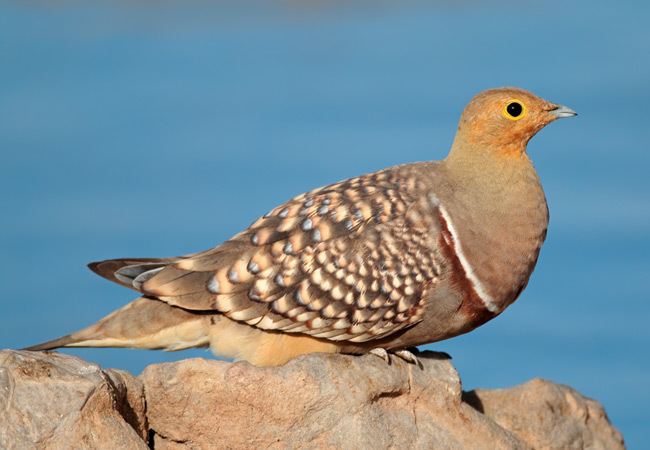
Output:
[444, 139, 538, 203]
[447, 133, 527, 172]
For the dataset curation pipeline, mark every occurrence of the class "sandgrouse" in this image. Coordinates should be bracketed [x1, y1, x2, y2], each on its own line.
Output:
[25, 87, 576, 366]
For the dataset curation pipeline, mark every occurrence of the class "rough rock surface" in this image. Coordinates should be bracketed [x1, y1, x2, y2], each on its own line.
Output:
[0, 350, 147, 450]
[463, 379, 625, 450]
[0, 350, 624, 450]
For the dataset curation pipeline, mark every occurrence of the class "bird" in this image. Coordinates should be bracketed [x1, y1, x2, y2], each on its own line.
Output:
[24, 87, 576, 367]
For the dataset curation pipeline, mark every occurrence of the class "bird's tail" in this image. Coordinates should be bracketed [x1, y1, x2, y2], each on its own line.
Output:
[22, 297, 211, 352]
[23, 335, 80, 351]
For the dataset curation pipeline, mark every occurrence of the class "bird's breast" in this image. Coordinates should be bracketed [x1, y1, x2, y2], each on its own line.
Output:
[432, 180, 549, 322]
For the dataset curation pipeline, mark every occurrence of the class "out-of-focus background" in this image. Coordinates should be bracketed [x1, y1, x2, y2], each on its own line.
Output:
[1, 0, 648, 446]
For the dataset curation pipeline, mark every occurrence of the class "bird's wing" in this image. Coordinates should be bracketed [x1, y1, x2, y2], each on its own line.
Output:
[97, 165, 445, 343]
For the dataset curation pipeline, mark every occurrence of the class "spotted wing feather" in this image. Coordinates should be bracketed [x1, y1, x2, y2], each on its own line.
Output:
[141, 165, 444, 343]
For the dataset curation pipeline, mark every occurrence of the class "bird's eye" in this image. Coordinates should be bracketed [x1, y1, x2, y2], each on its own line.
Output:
[503, 100, 527, 121]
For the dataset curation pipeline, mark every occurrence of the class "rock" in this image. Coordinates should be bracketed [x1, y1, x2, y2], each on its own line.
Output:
[0, 350, 147, 450]
[142, 352, 521, 449]
[141, 352, 624, 450]
[463, 379, 625, 450]
[105, 368, 148, 441]
[0, 350, 624, 449]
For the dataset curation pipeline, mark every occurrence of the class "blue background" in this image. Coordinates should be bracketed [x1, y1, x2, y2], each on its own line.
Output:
[1, 1, 648, 446]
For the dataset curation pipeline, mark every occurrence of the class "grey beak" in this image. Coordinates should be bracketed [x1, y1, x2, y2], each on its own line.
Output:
[549, 104, 578, 118]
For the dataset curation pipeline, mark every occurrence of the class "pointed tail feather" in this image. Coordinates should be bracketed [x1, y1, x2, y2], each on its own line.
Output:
[22, 335, 79, 351]
[22, 297, 212, 352]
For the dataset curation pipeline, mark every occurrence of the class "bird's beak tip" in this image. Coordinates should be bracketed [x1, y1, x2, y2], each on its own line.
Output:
[549, 104, 578, 119]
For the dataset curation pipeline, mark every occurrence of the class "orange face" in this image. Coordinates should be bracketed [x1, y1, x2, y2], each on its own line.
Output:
[457, 88, 576, 153]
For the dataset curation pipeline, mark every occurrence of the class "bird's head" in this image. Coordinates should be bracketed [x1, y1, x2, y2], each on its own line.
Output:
[451, 87, 576, 158]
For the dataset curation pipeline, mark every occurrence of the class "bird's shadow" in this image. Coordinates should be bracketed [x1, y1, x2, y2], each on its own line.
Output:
[413, 350, 452, 361]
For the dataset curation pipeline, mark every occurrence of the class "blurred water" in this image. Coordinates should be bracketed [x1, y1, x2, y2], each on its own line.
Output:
[1, 1, 648, 446]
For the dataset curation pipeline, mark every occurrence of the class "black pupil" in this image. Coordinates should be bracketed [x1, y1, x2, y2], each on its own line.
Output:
[507, 102, 523, 117]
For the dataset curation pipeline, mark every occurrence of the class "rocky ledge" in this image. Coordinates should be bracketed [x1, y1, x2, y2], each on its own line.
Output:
[0, 350, 624, 449]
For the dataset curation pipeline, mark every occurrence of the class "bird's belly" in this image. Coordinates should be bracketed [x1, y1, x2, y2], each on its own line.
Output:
[208, 316, 340, 366]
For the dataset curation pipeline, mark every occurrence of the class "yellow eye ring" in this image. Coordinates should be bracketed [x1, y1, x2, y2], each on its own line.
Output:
[502, 99, 527, 121]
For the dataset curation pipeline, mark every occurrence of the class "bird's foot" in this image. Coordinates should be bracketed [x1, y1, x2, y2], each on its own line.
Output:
[393, 349, 420, 366]
[369, 347, 390, 364]
[368, 347, 421, 367]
